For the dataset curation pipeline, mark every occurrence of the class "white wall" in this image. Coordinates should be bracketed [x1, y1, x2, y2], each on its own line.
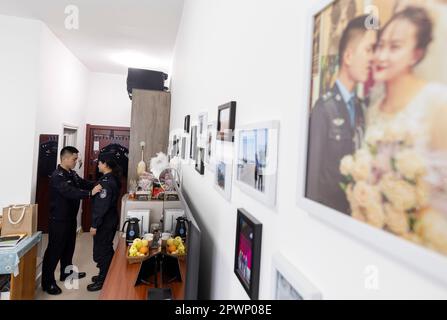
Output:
[85, 72, 131, 127]
[0, 15, 41, 209]
[170, 0, 447, 299]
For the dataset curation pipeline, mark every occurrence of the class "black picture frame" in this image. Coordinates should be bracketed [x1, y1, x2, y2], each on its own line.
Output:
[184, 115, 191, 133]
[217, 101, 236, 142]
[234, 208, 262, 300]
[195, 148, 205, 175]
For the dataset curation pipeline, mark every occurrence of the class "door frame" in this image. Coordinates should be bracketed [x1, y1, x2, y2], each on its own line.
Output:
[82, 124, 131, 231]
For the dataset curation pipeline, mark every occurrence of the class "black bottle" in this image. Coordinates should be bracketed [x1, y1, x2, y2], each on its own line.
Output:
[174, 217, 187, 240]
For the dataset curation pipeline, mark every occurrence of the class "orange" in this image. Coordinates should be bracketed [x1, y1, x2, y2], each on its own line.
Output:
[139, 246, 149, 254]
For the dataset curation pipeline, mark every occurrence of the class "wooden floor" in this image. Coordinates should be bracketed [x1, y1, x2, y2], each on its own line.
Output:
[35, 232, 119, 300]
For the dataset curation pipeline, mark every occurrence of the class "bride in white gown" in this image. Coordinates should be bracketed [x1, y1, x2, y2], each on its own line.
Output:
[342, 6, 447, 255]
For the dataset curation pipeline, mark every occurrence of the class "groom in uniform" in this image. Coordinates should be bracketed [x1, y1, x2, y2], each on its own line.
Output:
[306, 15, 376, 214]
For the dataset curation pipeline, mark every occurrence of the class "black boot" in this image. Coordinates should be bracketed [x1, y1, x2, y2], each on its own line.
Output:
[87, 280, 104, 292]
[42, 283, 62, 295]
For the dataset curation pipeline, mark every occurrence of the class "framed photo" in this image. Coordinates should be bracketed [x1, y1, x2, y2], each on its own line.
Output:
[205, 122, 217, 170]
[168, 131, 181, 158]
[180, 135, 187, 161]
[271, 253, 322, 300]
[235, 121, 279, 206]
[217, 101, 236, 142]
[214, 159, 233, 201]
[195, 147, 205, 175]
[298, 0, 447, 285]
[198, 112, 208, 148]
[184, 115, 190, 133]
[190, 125, 198, 162]
[234, 208, 262, 300]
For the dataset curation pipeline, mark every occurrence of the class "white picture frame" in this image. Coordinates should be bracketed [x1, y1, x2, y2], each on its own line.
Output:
[296, 0, 447, 287]
[180, 133, 189, 164]
[234, 120, 279, 207]
[271, 253, 322, 300]
[205, 121, 217, 172]
[168, 129, 182, 158]
[190, 124, 198, 165]
[198, 112, 208, 148]
[214, 139, 234, 201]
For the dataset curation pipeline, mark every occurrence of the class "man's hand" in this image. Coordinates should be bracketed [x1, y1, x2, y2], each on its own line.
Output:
[91, 184, 102, 196]
[90, 227, 97, 236]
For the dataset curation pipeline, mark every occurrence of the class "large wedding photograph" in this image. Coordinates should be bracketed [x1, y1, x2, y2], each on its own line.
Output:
[305, 0, 447, 257]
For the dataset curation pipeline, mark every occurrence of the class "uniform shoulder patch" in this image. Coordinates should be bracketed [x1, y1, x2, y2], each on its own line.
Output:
[100, 189, 108, 199]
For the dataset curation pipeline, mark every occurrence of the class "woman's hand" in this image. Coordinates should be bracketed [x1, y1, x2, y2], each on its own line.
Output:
[90, 227, 97, 236]
[91, 184, 102, 196]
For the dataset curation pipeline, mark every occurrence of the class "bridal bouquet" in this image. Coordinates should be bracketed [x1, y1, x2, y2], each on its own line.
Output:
[339, 123, 431, 242]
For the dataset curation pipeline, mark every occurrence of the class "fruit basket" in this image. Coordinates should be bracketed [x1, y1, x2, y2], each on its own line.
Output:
[165, 236, 187, 260]
[126, 238, 152, 264]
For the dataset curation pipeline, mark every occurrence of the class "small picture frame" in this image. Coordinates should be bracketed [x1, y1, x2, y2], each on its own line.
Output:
[184, 115, 190, 133]
[195, 148, 205, 175]
[235, 120, 279, 207]
[214, 159, 233, 201]
[234, 208, 262, 300]
[198, 112, 208, 148]
[190, 125, 198, 162]
[217, 101, 236, 142]
[205, 122, 217, 171]
[180, 135, 187, 161]
[271, 253, 322, 300]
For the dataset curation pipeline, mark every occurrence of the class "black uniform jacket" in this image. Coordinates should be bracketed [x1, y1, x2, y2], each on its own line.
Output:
[91, 173, 119, 229]
[50, 165, 94, 221]
[306, 84, 365, 214]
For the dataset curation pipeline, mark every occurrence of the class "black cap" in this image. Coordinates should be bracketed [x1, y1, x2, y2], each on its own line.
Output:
[98, 152, 115, 163]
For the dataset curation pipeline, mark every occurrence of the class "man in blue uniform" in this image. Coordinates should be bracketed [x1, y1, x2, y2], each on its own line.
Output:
[41, 146, 102, 295]
[306, 15, 376, 214]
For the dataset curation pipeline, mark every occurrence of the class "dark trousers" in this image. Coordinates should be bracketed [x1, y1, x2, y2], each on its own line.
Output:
[42, 219, 77, 287]
[93, 222, 116, 282]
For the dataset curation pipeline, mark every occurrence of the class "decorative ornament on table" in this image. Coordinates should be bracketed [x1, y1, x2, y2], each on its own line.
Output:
[149, 153, 182, 193]
[137, 141, 147, 177]
[150, 152, 170, 179]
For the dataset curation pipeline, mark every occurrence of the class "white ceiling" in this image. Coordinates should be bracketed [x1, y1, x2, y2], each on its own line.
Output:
[0, 0, 184, 75]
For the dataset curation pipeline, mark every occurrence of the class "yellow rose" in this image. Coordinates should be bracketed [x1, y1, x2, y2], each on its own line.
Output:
[352, 149, 372, 182]
[394, 149, 426, 181]
[384, 203, 409, 236]
[414, 209, 447, 255]
[379, 174, 417, 211]
[365, 201, 386, 228]
[353, 181, 381, 207]
[340, 155, 354, 176]
[351, 207, 367, 223]
[415, 178, 429, 208]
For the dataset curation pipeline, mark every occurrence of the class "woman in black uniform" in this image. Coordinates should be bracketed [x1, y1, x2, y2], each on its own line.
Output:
[87, 153, 122, 291]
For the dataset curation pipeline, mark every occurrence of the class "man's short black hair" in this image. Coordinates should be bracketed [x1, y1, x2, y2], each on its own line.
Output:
[338, 15, 370, 66]
[60, 146, 79, 158]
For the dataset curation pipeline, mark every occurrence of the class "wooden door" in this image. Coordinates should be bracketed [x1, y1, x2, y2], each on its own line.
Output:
[82, 125, 130, 231]
[36, 134, 59, 233]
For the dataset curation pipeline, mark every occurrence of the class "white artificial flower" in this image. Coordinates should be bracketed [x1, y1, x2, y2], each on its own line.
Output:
[340, 155, 354, 176]
[395, 149, 426, 181]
